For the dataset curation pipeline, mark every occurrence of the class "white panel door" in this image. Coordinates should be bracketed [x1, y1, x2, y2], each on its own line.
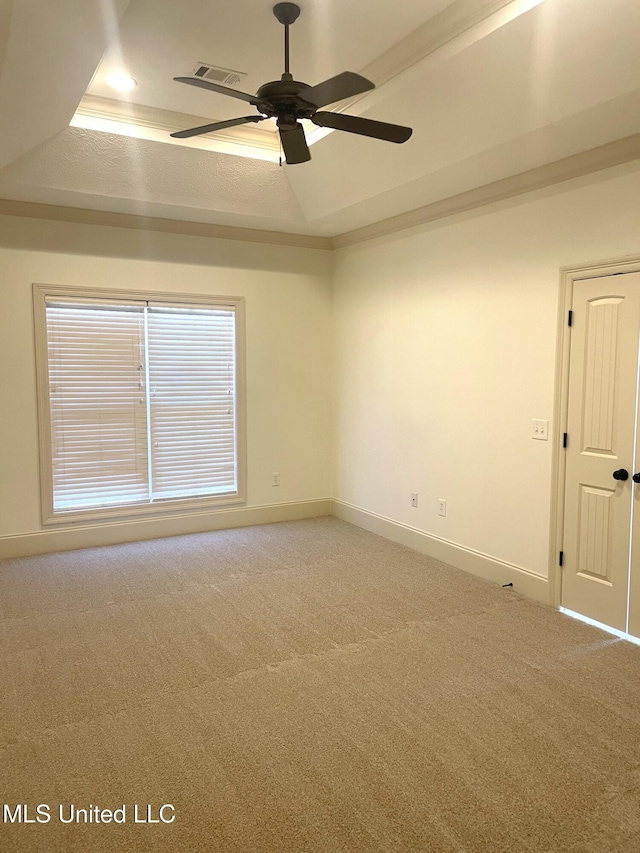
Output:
[627, 376, 640, 636]
[561, 273, 640, 631]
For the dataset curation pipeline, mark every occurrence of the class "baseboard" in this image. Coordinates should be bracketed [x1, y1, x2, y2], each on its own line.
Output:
[1, 498, 552, 611]
[0, 499, 332, 559]
[332, 500, 550, 606]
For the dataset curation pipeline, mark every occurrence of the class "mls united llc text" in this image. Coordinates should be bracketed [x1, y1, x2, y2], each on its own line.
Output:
[3, 803, 175, 824]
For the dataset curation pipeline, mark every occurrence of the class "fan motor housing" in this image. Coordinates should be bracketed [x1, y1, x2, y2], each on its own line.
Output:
[255, 74, 316, 119]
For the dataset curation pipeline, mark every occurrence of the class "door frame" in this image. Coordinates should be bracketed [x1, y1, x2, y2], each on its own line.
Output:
[550, 253, 640, 611]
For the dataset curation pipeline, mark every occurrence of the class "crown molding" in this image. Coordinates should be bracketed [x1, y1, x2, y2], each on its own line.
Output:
[331, 133, 640, 249]
[75, 94, 279, 152]
[0, 199, 332, 250]
[361, 0, 519, 87]
[1, 134, 638, 252]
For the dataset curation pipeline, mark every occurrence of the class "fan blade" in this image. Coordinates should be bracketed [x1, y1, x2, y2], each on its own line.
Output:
[303, 72, 374, 108]
[312, 111, 412, 143]
[174, 76, 257, 104]
[279, 123, 310, 164]
[171, 116, 266, 139]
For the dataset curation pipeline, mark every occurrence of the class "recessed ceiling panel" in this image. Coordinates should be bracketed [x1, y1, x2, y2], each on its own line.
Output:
[87, 0, 453, 118]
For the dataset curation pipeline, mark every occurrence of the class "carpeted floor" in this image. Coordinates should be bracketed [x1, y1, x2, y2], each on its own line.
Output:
[1, 516, 640, 852]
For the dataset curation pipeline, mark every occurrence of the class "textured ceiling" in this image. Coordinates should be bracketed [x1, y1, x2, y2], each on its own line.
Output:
[0, 0, 639, 241]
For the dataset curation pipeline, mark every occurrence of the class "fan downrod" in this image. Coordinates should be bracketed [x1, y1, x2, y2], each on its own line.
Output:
[273, 3, 300, 25]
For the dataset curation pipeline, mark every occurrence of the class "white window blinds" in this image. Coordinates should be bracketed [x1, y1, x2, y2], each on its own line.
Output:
[147, 304, 237, 499]
[46, 300, 148, 510]
[44, 295, 238, 514]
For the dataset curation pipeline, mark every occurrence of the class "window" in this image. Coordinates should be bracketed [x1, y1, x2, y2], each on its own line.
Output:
[33, 284, 246, 523]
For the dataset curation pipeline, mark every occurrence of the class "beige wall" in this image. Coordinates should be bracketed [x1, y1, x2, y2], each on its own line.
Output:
[0, 216, 333, 543]
[3, 162, 640, 573]
[332, 164, 640, 580]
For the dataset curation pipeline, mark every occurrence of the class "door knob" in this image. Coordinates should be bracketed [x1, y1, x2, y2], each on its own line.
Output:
[633, 473, 640, 484]
[613, 468, 629, 481]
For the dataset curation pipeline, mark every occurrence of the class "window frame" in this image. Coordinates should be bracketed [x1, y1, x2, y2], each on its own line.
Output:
[33, 283, 247, 526]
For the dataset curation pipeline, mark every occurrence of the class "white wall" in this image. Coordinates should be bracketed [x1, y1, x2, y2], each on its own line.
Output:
[332, 164, 640, 582]
[0, 216, 333, 548]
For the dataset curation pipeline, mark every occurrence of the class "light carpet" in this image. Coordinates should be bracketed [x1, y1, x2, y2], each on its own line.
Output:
[1, 517, 640, 852]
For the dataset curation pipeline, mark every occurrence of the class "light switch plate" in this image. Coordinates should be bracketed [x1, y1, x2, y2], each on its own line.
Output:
[532, 419, 549, 440]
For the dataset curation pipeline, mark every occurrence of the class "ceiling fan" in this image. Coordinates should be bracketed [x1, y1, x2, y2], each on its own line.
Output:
[171, 2, 413, 164]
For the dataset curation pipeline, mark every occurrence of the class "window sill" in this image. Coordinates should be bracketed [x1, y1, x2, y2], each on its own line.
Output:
[41, 492, 247, 527]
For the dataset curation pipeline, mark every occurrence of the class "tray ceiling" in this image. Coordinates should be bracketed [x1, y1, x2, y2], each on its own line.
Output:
[0, 0, 639, 242]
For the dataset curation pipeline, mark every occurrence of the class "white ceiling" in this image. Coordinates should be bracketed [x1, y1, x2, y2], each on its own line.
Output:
[0, 0, 639, 241]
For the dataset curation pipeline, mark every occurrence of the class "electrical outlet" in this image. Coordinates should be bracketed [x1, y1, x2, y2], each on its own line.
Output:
[411, 493, 418, 507]
[532, 419, 549, 440]
[272, 472, 280, 487]
[438, 499, 446, 517]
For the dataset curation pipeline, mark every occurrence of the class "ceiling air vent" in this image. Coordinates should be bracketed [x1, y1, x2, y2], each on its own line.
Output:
[193, 63, 246, 86]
